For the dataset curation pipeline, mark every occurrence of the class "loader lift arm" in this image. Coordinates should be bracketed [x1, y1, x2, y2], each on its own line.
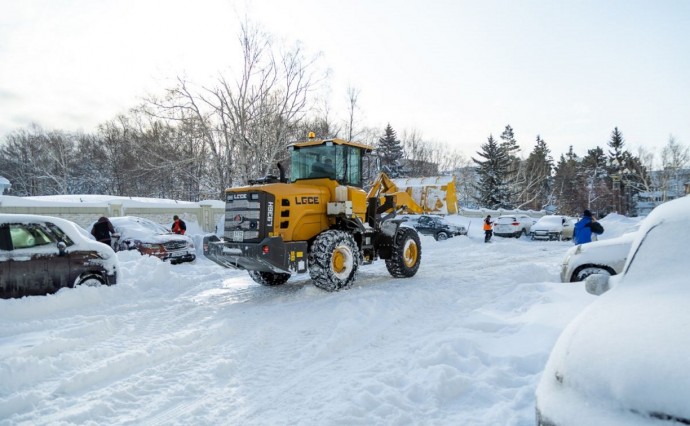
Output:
[366, 172, 426, 214]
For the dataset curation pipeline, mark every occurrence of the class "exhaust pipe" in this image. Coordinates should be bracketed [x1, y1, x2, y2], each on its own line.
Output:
[277, 162, 287, 183]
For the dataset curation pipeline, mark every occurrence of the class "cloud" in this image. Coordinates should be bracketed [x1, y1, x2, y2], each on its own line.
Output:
[0, 88, 20, 101]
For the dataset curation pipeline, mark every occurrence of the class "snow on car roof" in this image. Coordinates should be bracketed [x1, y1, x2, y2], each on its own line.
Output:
[535, 215, 564, 224]
[1, 213, 93, 237]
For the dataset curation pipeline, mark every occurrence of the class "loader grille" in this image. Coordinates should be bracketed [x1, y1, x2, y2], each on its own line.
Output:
[224, 191, 275, 242]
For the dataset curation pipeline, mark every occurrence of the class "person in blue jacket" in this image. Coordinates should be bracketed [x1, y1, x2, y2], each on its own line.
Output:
[573, 209, 596, 244]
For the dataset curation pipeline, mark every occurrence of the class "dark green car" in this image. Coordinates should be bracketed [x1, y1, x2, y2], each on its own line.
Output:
[409, 215, 467, 241]
[0, 214, 118, 299]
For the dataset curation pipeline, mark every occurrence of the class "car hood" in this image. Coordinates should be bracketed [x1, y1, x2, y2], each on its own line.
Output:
[537, 277, 690, 423]
[563, 233, 636, 265]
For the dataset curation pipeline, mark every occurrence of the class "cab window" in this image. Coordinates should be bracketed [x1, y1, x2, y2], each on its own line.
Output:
[290, 143, 364, 187]
[291, 145, 337, 181]
[341, 145, 363, 187]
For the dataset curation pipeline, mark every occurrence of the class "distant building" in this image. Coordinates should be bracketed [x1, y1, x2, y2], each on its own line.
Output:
[632, 168, 690, 216]
[0, 176, 10, 194]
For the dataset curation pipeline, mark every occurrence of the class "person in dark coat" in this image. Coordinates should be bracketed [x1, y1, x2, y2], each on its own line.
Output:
[91, 216, 115, 246]
[171, 215, 187, 235]
[573, 209, 597, 244]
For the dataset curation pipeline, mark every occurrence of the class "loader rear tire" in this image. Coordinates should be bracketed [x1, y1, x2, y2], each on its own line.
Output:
[385, 227, 422, 278]
[248, 270, 291, 286]
[309, 230, 360, 292]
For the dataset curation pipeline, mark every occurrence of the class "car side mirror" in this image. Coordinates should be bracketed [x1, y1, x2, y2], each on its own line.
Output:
[57, 241, 67, 256]
[585, 273, 611, 295]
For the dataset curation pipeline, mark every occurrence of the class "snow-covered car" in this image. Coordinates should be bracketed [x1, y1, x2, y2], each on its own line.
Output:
[536, 195, 690, 426]
[0, 214, 118, 298]
[493, 214, 532, 238]
[530, 215, 575, 241]
[410, 215, 466, 241]
[104, 216, 196, 264]
[560, 232, 636, 282]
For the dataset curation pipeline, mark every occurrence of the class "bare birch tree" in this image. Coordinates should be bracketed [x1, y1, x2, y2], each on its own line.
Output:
[146, 21, 323, 196]
[659, 135, 689, 201]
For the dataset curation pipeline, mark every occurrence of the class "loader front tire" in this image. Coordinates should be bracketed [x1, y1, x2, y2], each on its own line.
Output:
[309, 230, 360, 292]
[385, 227, 422, 278]
[248, 270, 291, 286]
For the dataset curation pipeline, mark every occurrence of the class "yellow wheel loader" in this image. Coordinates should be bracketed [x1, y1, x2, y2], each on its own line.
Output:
[204, 133, 425, 291]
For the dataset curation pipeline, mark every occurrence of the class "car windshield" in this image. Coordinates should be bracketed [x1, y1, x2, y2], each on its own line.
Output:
[47, 222, 76, 245]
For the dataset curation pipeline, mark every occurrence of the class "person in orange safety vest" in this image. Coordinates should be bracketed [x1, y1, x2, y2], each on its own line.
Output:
[483, 215, 493, 243]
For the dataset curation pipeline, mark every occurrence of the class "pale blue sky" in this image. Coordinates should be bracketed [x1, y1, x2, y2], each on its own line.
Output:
[1, 0, 688, 162]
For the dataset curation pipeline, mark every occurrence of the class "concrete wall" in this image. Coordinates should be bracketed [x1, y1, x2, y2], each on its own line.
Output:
[0, 199, 225, 234]
[457, 208, 546, 219]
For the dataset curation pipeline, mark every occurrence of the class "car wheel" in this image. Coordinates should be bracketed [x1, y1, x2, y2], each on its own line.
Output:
[572, 266, 614, 282]
[76, 273, 106, 287]
[435, 232, 448, 241]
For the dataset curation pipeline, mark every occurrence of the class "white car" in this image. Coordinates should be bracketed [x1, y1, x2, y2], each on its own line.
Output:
[536, 196, 690, 426]
[530, 215, 575, 241]
[560, 232, 636, 282]
[493, 214, 532, 238]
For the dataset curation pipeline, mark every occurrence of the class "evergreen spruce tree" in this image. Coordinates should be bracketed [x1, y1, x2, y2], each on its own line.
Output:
[580, 146, 611, 215]
[605, 127, 642, 215]
[522, 135, 554, 210]
[607, 127, 626, 166]
[472, 135, 512, 209]
[377, 124, 404, 177]
[499, 124, 521, 205]
[499, 125, 520, 159]
[552, 146, 580, 215]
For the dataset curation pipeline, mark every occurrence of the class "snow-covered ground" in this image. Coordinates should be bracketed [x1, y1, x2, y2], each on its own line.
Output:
[0, 213, 642, 425]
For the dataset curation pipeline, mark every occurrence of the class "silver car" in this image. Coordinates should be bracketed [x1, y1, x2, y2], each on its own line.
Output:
[530, 215, 575, 241]
[560, 232, 636, 282]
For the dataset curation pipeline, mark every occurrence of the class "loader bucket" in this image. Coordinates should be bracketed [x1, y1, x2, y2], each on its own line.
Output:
[391, 176, 458, 215]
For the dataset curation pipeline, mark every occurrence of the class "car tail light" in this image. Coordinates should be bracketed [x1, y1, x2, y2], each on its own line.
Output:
[262, 245, 269, 254]
[512, 222, 519, 226]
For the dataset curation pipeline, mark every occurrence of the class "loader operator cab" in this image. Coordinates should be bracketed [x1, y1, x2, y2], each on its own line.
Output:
[289, 135, 372, 188]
